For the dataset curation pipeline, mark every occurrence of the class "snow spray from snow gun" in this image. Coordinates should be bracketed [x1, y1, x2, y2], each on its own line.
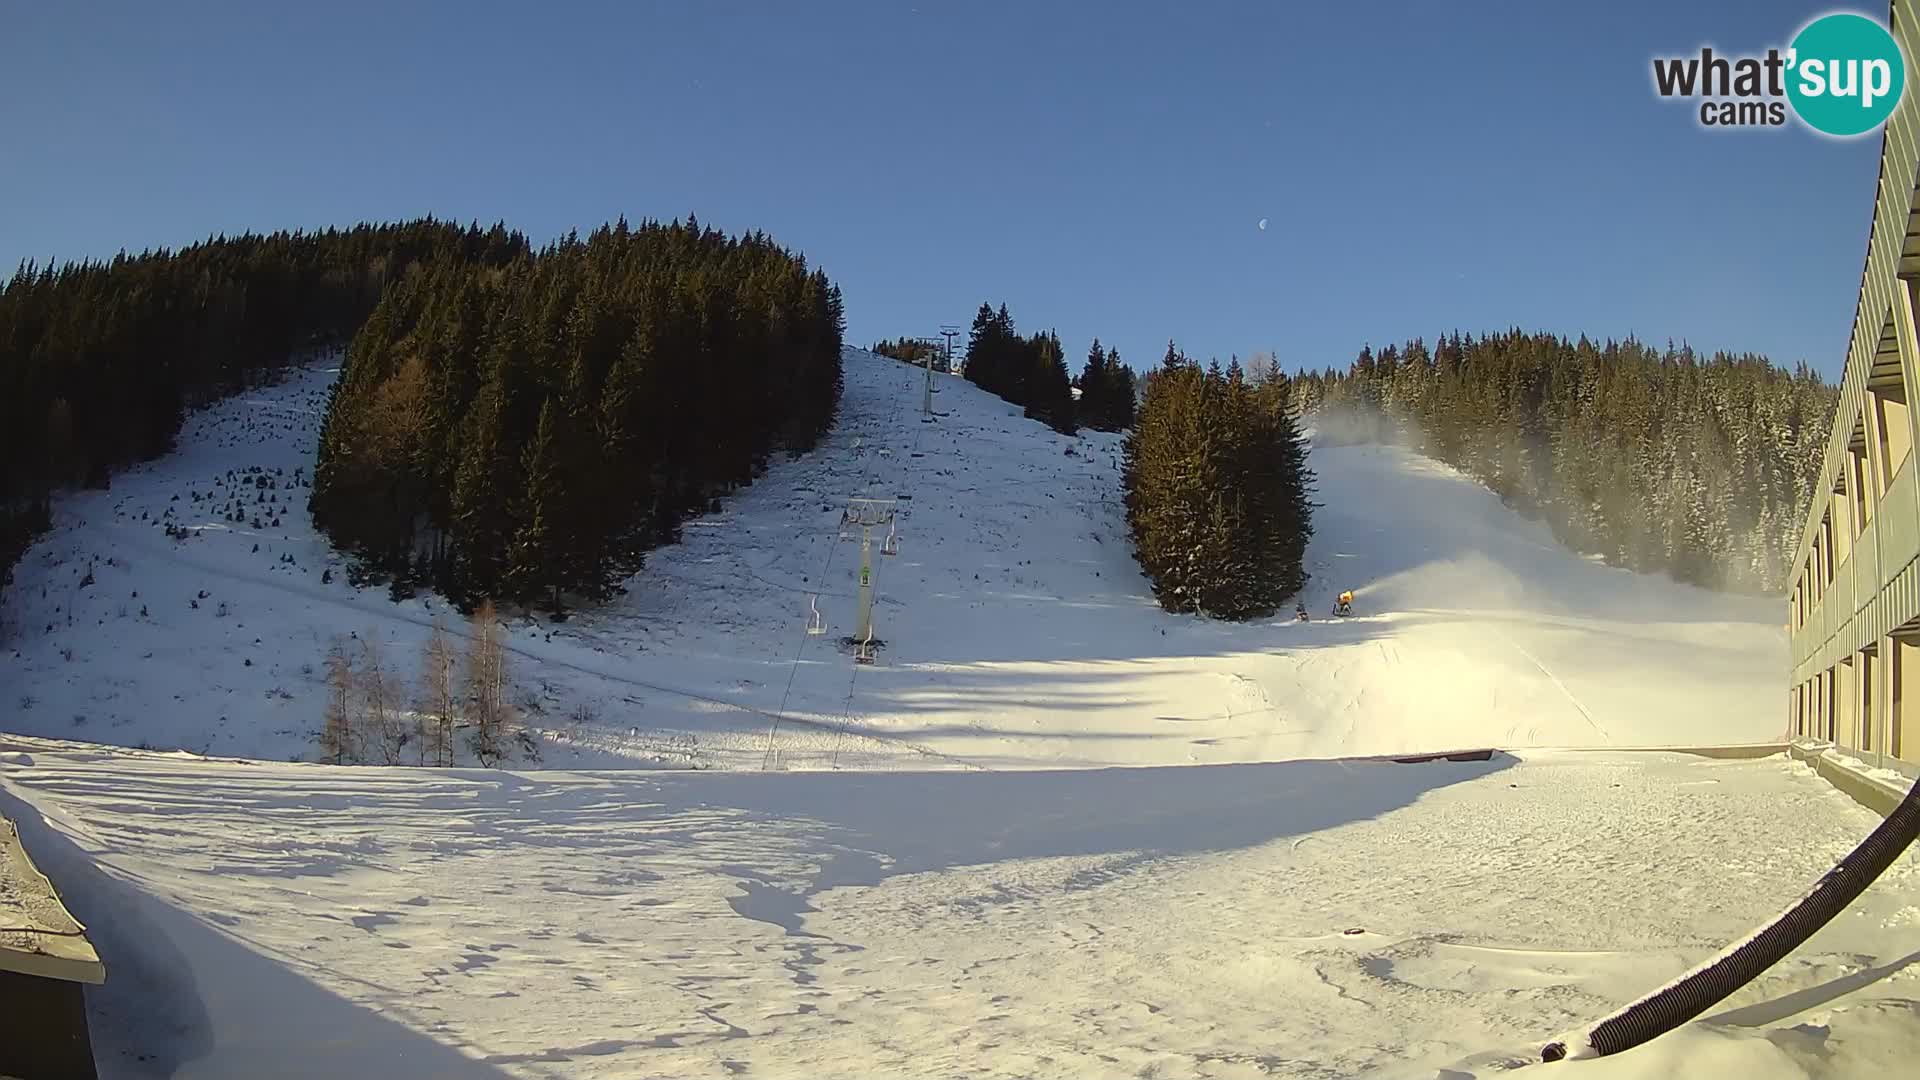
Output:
[1540, 772, 1920, 1062]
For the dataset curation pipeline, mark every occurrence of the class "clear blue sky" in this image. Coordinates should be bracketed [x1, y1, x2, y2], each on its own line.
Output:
[0, 1, 1884, 379]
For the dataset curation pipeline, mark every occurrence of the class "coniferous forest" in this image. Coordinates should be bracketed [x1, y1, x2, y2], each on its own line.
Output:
[961, 303, 1079, 434]
[0, 217, 841, 615]
[1292, 332, 1836, 594]
[309, 218, 845, 614]
[870, 336, 946, 368]
[1124, 345, 1315, 619]
[0, 220, 529, 600]
[1076, 338, 1139, 433]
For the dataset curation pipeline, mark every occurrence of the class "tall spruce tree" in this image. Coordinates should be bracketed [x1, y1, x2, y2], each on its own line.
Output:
[1105, 346, 1136, 430]
[1123, 342, 1313, 618]
[1079, 338, 1110, 428]
[508, 397, 570, 615]
[1023, 330, 1077, 434]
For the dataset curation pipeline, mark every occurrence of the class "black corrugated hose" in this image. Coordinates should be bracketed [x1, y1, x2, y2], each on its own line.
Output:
[1541, 765, 1920, 1062]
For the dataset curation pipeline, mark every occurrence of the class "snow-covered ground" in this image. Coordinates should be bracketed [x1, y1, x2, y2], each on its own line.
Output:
[2, 347, 1914, 1078]
[2, 738, 1915, 1078]
[1, 348, 1786, 770]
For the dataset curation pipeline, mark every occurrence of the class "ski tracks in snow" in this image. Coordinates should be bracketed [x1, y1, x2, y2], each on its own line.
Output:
[1496, 629, 1612, 746]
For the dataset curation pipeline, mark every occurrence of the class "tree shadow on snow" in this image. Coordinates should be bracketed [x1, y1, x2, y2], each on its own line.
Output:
[437, 753, 1519, 924]
[1, 747, 1519, 1058]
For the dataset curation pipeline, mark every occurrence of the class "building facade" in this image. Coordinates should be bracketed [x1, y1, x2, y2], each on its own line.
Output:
[1788, 0, 1920, 765]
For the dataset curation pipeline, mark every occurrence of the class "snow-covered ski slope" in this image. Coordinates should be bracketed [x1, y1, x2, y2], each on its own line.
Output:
[2, 348, 1915, 1078]
[2, 348, 1784, 769]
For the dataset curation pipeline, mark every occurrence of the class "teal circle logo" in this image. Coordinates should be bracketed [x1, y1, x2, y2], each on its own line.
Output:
[1787, 13, 1906, 136]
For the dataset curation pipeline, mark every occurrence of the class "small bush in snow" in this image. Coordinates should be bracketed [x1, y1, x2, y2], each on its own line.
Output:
[516, 728, 543, 763]
[563, 701, 599, 743]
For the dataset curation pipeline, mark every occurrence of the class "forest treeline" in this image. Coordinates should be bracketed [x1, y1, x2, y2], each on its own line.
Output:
[1076, 338, 1139, 433]
[309, 217, 845, 614]
[871, 336, 947, 368]
[961, 303, 1137, 433]
[0, 219, 528, 599]
[1124, 347, 1314, 618]
[1293, 331, 1836, 593]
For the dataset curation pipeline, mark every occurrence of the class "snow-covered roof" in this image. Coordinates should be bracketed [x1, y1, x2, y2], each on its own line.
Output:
[0, 815, 103, 984]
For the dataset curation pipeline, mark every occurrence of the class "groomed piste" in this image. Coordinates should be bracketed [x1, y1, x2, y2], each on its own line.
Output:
[2, 349, 1916, 1078]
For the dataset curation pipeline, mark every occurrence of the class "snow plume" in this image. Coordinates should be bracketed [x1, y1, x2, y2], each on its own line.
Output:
[1302, 401, 1412, 450]
[1365, 549, 1534, 616]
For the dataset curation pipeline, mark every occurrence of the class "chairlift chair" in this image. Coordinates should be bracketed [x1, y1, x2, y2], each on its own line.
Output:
[881, 521, 900, 556]
[806, 595, 827, 636]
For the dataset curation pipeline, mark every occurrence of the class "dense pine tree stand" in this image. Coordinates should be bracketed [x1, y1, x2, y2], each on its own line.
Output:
[1124, 343, 1314, 619]
[310, 218, 845, 612]
[0, 216, 843, 615]
[961, 302, 1081, 435]
[1292, 332, 1833, 594]
[1076, 338, 1138, 433]
[0, 220, 530, 603]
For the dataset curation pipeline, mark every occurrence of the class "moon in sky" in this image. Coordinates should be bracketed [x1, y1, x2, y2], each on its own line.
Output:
[1257, 218, 1269, 231]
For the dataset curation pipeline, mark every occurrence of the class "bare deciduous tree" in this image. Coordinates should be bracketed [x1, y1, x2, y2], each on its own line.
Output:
[419, 615, 457, 767]
[362, 633, 406, 765]
[319, 637, 358, 764]
[1244, 351, 1282, 387]
[465, 599, 509, 766]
